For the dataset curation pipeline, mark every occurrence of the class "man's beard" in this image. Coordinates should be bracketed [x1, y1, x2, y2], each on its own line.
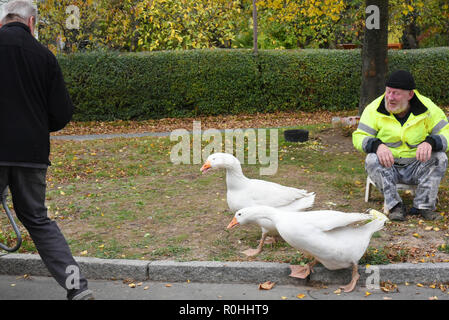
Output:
[385, 100, 410, 114]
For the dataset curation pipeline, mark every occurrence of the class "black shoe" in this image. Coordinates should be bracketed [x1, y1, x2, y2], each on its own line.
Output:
[418, 209, 443, 221]
[389, 203, 407, 221]
[71, 289, 95, 300]
[409, 207, 420, 216]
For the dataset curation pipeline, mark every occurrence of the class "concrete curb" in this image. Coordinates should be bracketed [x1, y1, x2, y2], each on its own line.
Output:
[1, 253, 449, 285]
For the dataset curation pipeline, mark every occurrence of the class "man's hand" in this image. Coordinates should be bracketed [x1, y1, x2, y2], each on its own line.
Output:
[376, 144, 394, 168]
[416, 142, 432, 162]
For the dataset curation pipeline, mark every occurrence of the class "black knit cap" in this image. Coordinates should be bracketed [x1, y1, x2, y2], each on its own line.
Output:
[385, 70, 416, 90]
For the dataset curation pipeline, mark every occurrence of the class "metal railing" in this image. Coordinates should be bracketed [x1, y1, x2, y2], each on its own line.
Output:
[0, 187, 22, 252]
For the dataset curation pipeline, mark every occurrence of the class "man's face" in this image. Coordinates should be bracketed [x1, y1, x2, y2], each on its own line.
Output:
[385, 87, 414, 114]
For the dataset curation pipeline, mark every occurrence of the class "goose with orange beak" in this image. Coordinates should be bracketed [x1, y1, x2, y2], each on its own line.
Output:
[202, 152, 315, 256]
[227, 206, 389, 292]
[200, 159, 212, 174]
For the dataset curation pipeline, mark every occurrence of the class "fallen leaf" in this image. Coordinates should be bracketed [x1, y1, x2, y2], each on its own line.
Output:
[429, 296, 438, 300]
[258, 281, 275, 290]
[334, 288, 342, 294]
[165, 284, 172, 287]
[417, 283, 424, 287]
[122, 278, 134, 284]
[296, 293, 306, 299]
[381, 281, 398, 293]
[281, 296, 288, 300]
[365, 291, 372, 297]
[144, 286, 149, 290]
[128, 283, 136, 288]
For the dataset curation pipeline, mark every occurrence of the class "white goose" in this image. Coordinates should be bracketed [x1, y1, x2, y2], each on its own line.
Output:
[227, 205, 388, 292]
[201, 152, 315, 256]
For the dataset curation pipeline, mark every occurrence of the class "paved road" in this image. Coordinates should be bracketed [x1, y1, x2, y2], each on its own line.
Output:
[1, 274, 448, 301]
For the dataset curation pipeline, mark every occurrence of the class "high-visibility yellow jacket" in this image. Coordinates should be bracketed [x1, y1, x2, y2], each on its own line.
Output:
[353, 90, 449, 160]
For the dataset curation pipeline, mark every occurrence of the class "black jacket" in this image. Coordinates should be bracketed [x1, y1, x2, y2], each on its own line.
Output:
[0, 22, 73, 165]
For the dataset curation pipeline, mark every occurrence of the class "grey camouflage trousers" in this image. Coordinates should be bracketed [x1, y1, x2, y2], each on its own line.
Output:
[365, 152, 448, 211]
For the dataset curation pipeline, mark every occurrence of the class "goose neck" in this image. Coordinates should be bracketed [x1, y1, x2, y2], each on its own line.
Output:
[225, 166, 247, 186]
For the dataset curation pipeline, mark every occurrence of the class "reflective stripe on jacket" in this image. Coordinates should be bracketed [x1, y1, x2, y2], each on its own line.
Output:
[352, 90, 449, 159]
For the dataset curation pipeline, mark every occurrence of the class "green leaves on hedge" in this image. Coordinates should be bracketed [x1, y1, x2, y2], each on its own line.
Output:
[58, 48, 449, 121]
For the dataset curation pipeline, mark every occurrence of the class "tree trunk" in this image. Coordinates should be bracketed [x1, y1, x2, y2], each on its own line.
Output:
[252, 0, 258, 55]
[359, 0, 389, 114]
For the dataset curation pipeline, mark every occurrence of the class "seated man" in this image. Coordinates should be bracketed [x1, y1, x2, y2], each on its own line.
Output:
[353, 70, 448, 221]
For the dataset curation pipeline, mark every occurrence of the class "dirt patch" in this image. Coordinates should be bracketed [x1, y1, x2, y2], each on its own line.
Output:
[52, 110, 360, 136]
[314, 127, 357, 154]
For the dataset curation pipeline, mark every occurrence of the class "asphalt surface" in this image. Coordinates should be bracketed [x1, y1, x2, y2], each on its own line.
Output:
[1, 274, 448, 301]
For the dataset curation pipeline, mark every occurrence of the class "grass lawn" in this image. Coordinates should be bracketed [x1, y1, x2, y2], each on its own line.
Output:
[1, 117, 449, 265]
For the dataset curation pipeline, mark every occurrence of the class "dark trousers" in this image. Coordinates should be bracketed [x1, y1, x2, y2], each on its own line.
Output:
[0, 166, 88, 299]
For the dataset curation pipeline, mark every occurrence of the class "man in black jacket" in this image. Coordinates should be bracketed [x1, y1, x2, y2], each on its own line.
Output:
[0, 1, 92, 300]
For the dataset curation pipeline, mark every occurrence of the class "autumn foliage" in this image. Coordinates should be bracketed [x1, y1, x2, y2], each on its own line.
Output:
[38, 0, 245, 53]
[36, 0, 449, 53]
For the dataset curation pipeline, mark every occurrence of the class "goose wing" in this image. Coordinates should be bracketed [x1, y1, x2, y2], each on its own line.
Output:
[295, 210, 372, 232]
[246, 178, 314, 208]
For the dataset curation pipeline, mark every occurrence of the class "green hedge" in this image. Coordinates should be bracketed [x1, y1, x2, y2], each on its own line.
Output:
[58, 47, 449, 121]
